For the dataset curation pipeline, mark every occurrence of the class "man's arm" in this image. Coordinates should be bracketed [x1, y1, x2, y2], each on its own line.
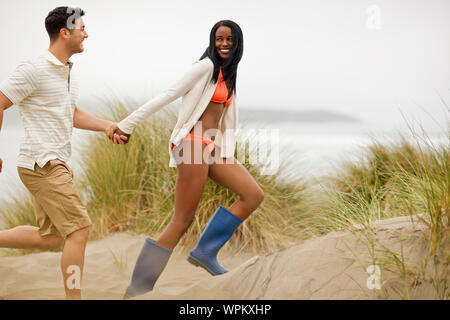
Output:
[73, 106, 128, 143]
[0, 91, 14, 173]
[73, 106, 112, 132]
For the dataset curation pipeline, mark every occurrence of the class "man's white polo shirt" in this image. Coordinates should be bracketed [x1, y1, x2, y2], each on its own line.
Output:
[0, 50, 79, 170]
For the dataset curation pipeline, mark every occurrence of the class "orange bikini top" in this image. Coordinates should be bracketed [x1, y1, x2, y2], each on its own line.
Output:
[210, 68, 233, 107]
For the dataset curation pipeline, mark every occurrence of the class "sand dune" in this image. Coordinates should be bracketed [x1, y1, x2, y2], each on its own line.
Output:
[0, 214, 445, 300]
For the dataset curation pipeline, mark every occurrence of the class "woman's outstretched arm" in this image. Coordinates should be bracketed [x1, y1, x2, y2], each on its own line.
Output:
[115, 59, 211, 137]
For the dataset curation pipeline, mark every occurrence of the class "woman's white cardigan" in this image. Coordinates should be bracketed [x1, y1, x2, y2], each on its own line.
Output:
[117, 57, 238, 167]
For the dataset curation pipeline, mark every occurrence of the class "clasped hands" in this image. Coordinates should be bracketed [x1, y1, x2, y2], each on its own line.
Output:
[105, 123, 131, 144]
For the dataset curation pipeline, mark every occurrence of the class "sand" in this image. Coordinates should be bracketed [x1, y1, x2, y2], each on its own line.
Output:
[0, 214, 446, 300]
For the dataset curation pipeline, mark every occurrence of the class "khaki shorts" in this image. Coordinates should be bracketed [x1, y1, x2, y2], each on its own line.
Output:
[18, 159, 92, 238]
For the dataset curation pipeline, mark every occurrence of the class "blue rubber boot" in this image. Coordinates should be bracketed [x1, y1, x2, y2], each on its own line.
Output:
[187, 206, 243, 276]
[123, 238, 172, 299]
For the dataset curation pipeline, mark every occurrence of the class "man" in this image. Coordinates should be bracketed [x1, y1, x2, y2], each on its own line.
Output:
[0, 6, 123, 299]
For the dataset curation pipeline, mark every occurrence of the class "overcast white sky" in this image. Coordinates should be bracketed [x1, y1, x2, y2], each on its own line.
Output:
[0, 0, 449, 126]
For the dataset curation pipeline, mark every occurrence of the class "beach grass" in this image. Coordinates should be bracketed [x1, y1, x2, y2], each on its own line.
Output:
[307, 127, 449, 299]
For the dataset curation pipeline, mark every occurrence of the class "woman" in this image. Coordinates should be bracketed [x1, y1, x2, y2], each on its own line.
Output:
[108, 20, 264, 299]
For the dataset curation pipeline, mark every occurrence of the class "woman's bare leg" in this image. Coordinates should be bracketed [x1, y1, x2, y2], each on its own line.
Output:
[156, 140, 210, 250]
[208, 149, 264, 220]
[186, 148, 264, 275]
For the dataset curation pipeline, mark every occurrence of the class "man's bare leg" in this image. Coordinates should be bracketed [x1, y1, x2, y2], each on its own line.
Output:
[60, 226, 90, 300]
[0, 226, 63, 250]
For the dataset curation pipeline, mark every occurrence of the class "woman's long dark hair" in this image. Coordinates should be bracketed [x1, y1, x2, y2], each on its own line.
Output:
[200, 20, 243, 98]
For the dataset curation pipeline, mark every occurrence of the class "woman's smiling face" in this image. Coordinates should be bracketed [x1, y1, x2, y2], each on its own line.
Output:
[215, 25, 232, 59]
